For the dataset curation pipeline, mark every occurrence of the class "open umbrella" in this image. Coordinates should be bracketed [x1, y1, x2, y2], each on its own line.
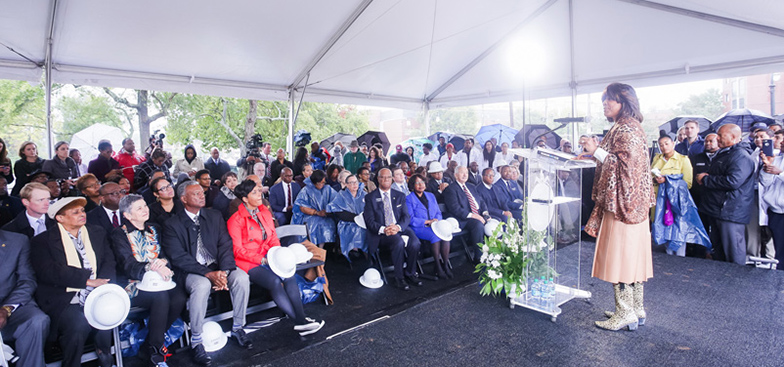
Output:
[428, 132, 452, 145]
[448, 134, 473, 152]
[390, 137, 437, 163]
[658, 116, 712, 140]
[773, 114, 784, 125]
[69, 123, 125, 161]
[357, 131, 390, 155]
[320, 133, 356, 149]
[708, 108, 775, 134]
[475, 124, 519, 147]
[514, 124, 561, 149]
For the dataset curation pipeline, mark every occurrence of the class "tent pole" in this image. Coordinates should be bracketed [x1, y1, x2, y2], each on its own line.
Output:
[423, 101, 431, 137]
[287, 89, 295, 160]
[568, 0, 578, 145]
[44, 0, 59, 158]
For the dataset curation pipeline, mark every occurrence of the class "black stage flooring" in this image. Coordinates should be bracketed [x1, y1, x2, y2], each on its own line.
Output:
[122, 243, 784, 367]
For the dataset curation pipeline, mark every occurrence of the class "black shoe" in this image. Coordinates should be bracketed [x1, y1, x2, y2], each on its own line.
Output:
[443, 262, 454, 279]
[96, 349, 114, 367]
[434, 263, 447, 279]
[394, 278, 410, 291]
[192, 344, 212, 366]
[231, 328, 253, 349]
[405, 274, 423, 287]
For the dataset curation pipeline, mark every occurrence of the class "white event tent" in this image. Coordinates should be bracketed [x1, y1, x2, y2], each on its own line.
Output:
[1, 0, 783, 152]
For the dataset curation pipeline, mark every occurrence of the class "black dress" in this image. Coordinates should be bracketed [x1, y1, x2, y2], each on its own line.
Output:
[10, 158, 43, 197]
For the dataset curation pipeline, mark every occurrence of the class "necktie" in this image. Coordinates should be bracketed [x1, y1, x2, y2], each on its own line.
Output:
[35, 218, 47, 236]
[287, 183, 292, 207]
[462, 185, 479, 215]
[383, 192, 395, 226]
[112, 211, 119, 228]
[193, 216, 215, 266]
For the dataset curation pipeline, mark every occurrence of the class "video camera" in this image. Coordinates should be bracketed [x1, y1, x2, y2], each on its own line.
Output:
[149, 130, 166, 148]
[245, 133, 264, 158]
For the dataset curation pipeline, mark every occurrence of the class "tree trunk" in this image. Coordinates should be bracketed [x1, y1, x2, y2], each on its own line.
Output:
[244, 100, 258, 155]
[137, 90, 151, 150]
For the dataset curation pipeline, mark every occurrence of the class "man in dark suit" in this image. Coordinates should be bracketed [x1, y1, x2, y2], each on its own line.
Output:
[205, 147, 231, 184]
[474, 167, 512, 222]
[443, 167, 487, 261]
[269, 148, 295, 184]
[2, 182, 56, 238]
[30, 197, 116, 367]
[86, 182, 126, 234]
[363, 168, 422, 291]
[425, 162, 451, 204]
[0, 229, 50, 367]
[269, 167, 300, 225]
[466, 161, 482, 187]
[162, 181, 251, 364]
[0, 176, 23, 227]
[493, 164, 525, 221]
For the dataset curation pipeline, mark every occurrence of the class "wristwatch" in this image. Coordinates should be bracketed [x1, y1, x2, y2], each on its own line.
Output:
[1, 305, 13, 317]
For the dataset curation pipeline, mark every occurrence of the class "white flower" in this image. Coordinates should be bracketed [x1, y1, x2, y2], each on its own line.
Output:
[491, 260, 501, 268]
[482, 245, 490, 252]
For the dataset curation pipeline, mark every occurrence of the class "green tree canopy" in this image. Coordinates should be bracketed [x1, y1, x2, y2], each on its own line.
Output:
[0, 80, 47, 157]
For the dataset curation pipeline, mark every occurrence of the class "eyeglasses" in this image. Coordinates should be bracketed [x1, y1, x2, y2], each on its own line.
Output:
[157, 184, 173, 192]
[106, 190, 128, 197]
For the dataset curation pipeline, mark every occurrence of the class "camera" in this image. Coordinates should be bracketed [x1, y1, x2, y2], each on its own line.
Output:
[149, 130, 166, 148]
[245, 134, 264, 158]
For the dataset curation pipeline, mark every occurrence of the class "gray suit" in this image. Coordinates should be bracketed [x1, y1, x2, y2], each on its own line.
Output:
[0, 229, 49, 367]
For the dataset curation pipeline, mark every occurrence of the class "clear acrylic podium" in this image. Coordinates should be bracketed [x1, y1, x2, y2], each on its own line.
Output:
[507, 148, 595, 322]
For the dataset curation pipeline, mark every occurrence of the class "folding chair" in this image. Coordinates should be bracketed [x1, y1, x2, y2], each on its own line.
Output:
[438, 203, 476, 262]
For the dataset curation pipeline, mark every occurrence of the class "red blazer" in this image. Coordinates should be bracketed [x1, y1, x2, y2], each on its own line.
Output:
[227, 203, 280, 273]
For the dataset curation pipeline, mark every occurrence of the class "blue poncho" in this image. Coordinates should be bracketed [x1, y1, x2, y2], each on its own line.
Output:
[327, 184, 367, 261]
[292, 181, 338, 245]
[652, 174, 712, 252]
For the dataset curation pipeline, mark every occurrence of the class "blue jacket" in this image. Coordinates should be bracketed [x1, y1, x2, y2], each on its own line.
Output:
[493, 178, 524, 219]
[698, 144, 755, 224]
[405, 191, 442, 230]
[675, 135, 704, 156]
[474, 183, 509, 221]
[653, 174, 711, 251]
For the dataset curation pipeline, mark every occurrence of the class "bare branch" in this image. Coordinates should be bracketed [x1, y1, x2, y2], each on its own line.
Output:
[103, 88, 140, 109]
[212, 99, 244, 149]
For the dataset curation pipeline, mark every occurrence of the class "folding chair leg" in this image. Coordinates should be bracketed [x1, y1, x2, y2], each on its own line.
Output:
[372, 250, 388, 284]
[416, 260, 438, 281]
[112, 326, 124, 367]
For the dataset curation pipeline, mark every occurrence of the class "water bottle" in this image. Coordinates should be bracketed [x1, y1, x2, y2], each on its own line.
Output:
[531, 278, 541, 302]
[548, 277, 556, 302]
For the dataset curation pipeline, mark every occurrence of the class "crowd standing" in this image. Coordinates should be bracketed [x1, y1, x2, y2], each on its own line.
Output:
[1, 83, 783, 366]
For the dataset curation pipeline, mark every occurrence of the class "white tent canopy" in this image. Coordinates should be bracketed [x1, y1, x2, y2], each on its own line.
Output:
[1, 0, 783, 110]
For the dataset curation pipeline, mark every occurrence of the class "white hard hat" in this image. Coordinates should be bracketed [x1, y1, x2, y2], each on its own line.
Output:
[484, 218, 503, 237]
[267, 246, 296, 278]
[354, 213, 366, 229]
[202, 321, 228, 352]
[359, 268, 383, 289]
[431, 220, 453, 241]
[444, 217, 461, 233]
[287, 243, 313, 264]
[136, 270, 176, 292]
[84, 284, 130, 330]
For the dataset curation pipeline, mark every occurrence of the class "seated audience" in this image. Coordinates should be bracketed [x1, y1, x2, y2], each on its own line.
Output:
[0, 177, 23, 226]
[75, 173, 102, 212]
[363, 168, 422, 291]
[161, 181, 252, 364]
[406, 174, 452, 279]
[443, 167, 487, 262]
[195, 169, 219, 208]
[425, 162, 451, 204]
[474, 167, 512, 222]
[357, 166, 377, 193]
[134, 149, 170, 191]
[269, 148, 294, 184]
[228, 180, 325, 336]
[269, 167, 300, 225]
[390, 167, 410, 195]
[11, 141, 44, 198]
[0, 137, 13, 185]
[86, 182, 127, 234]
[30, 197, 116, 367]
[41, 141, 78, 183]
[205, 147, 231, 184]
[115, 138, 146, 187]
[0, 228, 50, 367]
[3, 182, 56, 238]
[148, 176, 183, 228]
[68, 148, 85, 178]
[493, 165, 525, 221]
[172, 145, 205, 181]
[326, 174, 367, 261]
[294, 162, 313, 189]
[212, 171, 239, 220]
[111, 194, 187, 366]
[87, 140, 122, 183]
[292, 170, 337, 248]
[325, 164, 343, 192]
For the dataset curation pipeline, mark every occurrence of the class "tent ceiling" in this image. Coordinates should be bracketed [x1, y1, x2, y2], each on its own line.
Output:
[1, 0, 783, 110]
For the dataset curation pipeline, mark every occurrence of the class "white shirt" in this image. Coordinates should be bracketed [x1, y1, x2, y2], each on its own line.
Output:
[418, 151, 440, 171]
[455, 148, 482, 168]
[439, 153, 458, 169]
[185, 209, 200, 222]
[281, 182, 292, 212]
[26, 211, 47, 236]
[103, 206, 119, 224]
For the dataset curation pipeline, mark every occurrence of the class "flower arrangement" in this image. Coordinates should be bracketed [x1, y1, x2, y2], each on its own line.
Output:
[475, 206, 555, 298]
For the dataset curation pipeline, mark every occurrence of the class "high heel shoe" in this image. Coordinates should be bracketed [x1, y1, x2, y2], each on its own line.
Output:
[443, 260, 454, 279]
[434, 260, 447, 279]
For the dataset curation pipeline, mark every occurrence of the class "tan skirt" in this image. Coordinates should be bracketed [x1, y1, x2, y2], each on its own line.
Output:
[592, 211, 653, 284]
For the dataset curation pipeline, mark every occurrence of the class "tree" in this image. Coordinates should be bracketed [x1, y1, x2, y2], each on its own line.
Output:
[0, 80, 47, 156]
[103, 88, 176, 150]
[56, 87, 126, 142]
[428, 107, 478, 134]
[674, 88, 724, 120]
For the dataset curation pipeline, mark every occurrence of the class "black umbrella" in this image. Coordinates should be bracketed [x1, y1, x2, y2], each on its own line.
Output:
[514, 124, 561, 149]
[319, 133, 356, 149]
[708, 108, 775, 134]
[448, 134, 473, 152]
[774, 114, 784, 125]
[357, 131, 390, 155]
[658, 116, 712, 140]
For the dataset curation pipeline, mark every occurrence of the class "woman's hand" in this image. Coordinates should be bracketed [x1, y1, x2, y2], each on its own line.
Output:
[654, 176, 665, 184]
[149, 258, 168, 271]
[156, 266, 174, 281]
[424, 219, 437, 226]
[317, 210, 327, 217]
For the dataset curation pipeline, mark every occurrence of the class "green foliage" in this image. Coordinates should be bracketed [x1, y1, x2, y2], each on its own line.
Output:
[674, 88, 724, 120]
[429, 107, 478, 134]
[294, 103, 370, 143]
[0, 80, 47, 155]
[56, 88, 126, 142]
